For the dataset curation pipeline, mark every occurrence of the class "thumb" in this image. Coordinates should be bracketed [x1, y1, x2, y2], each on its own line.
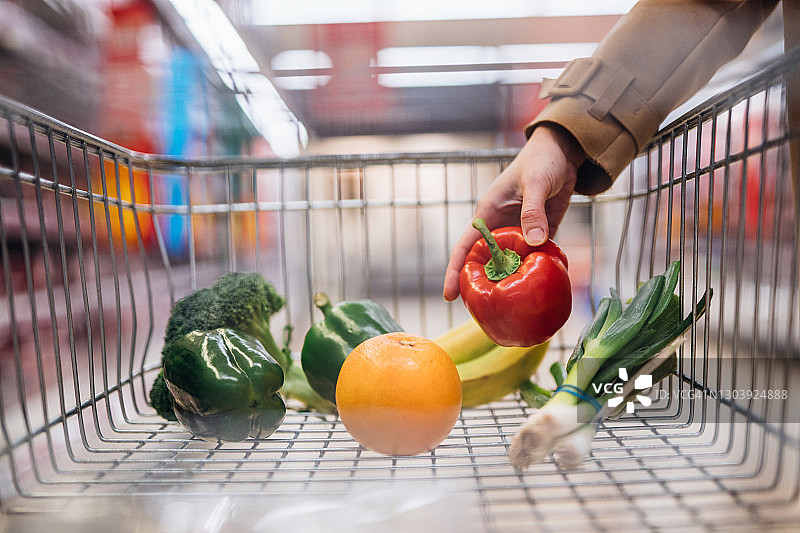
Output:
[519, 180, 550, 246]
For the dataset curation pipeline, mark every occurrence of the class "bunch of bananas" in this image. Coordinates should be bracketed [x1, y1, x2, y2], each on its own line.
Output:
[434, 318, 549, 408]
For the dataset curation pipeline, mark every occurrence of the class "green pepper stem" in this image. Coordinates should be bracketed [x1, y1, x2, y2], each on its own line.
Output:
[314, 292, 333, 316]
[472, 218, 521, 281]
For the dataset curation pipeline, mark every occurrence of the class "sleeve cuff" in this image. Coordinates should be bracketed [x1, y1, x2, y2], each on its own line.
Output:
[525, 99, 634, 196]
[523, 56, 668, 195]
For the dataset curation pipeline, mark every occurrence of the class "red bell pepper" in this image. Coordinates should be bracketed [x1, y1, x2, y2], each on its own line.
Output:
[459, 218, 572, 347]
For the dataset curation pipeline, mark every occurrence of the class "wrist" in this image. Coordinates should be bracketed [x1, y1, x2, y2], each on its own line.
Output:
[530, 123, 586, 169]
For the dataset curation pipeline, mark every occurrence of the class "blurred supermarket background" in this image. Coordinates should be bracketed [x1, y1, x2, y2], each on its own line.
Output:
[0, 0, 785, 157]
[1, 4, 799, 530]
[0, 0, 791, 353]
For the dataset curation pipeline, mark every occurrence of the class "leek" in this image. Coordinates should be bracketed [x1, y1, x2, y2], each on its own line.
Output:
[510, 261, 711, 470]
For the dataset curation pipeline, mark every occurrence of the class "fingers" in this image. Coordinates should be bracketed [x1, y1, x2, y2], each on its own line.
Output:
[519, 179, 550, 246]
[518, 128, 581, 245]
[443, 226, 481, 301]
[521, 174, 577, 245]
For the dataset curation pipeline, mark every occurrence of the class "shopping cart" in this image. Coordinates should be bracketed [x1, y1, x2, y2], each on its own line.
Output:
[1, 49, 798, 532]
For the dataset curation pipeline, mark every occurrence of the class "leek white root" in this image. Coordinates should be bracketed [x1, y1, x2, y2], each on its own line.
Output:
[553, 423, 596, 470]
[508, 407, 563, 470]
[508, 403, 590, 470]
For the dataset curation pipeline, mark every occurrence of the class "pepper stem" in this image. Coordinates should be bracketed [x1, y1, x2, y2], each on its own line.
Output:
[472, 218, 521, 281]
[313, 292, 333, 316]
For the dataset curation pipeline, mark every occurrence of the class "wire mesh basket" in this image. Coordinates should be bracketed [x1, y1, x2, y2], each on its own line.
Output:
[1, 50, 799, 532]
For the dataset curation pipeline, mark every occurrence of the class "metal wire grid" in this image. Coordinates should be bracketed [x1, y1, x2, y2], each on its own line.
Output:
[0, 51, 799, 531]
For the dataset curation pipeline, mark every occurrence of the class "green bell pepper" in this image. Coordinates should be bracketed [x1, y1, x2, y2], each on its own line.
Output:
[300, 293, 404, 404]
[163, 328, 286, 442]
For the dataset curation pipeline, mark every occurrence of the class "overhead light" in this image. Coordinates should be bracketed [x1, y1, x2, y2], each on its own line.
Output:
[235, 76, 309, 157]
[500, 68, 565, 85]
[249, 0, 637, 25]
[377, 43, 597, 68]
[167, 0, 307, 157]
[375, 43, 597, 88]
[269, 43, 599, 89]
[273, 76, 331, 90]
[377, 69, 566, 88]
[497, 43, 599, 63]
[271, 49, 333, 71]
[377, 46, 494, 68]
[271, 49, 332, 90]
[379, 71, 496, 88]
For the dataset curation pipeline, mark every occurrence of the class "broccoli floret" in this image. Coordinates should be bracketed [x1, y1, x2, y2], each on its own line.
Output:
[163, 287, 221, 347]
[149, 371, 177, 421]
[159, 273, 289, 370]
[210, 272, 290, 370]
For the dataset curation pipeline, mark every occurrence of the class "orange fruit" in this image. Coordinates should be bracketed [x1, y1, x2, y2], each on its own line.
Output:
[335, 331, 462, 456]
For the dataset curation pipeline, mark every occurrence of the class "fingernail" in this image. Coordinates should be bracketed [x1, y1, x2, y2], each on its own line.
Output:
[526, 227, 546, 245]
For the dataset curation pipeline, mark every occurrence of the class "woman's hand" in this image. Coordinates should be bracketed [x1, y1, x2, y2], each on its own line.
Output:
[443, 123, 585, 301]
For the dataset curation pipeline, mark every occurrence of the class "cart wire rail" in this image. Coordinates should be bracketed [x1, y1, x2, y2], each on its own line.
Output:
[1, 50, 799, 532]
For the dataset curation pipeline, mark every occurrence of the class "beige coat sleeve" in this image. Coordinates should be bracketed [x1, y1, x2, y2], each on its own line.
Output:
[526, 0, 780, 196]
